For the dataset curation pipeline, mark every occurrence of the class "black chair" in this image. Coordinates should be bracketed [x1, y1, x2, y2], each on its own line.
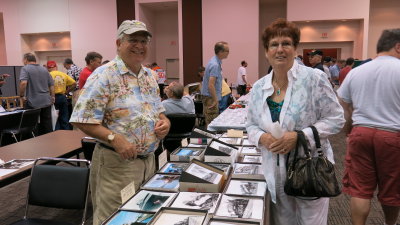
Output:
[1, 108, 41, 143]
[81, 137, 96, 161]
[9, 157, 90, 225]
[0, 111, 23, 146]
[163, 113, 196, 152]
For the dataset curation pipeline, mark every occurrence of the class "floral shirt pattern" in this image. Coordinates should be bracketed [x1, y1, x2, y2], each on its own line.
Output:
[246, 60, 345, 202]
[70, 55, 164, 154]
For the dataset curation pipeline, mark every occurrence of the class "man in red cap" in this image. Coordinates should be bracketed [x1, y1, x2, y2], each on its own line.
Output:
[47, 61, 76, 130]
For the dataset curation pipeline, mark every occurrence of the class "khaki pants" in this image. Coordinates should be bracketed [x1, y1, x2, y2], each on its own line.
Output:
[90, 144, 155, 225]
[202, 96, 219, 127]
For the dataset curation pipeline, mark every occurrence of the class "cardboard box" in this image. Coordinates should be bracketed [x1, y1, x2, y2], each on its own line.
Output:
[204, 139, 239, 164]
[179, 159, 226, 193]
[170, 147, 205, 162]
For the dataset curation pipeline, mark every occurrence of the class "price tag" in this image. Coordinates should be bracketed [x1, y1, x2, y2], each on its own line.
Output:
[120, 180, 136, 204]
[158, 150, 168, 170]
[227, 129, 243, 138]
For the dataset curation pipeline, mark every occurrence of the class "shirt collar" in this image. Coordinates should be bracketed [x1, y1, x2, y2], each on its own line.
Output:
[214, 55, 222, 66]
[262, 59, 299, 90]
[115, 55, 148, 77]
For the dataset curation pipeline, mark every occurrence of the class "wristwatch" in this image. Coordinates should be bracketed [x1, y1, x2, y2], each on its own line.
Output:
[107, 132, 116, 143]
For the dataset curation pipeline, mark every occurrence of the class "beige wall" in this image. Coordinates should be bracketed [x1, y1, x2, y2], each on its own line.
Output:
[368, 0, 400, 58]
[296, 20, 362, 59]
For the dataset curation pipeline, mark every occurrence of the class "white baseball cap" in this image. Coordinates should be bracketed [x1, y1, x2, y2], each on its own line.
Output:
[117, 20, 152, 37]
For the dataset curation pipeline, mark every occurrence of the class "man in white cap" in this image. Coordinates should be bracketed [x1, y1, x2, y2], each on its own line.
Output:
[70, 20, 170, 224]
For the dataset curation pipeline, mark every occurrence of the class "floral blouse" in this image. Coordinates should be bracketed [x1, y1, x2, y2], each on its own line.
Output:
[70, 55, 165, 153]
[246, 60, 345, 203]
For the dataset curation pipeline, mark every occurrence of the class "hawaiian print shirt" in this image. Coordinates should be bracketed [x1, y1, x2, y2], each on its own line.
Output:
[70, 55, 164, 154]
[67, 64, 82, 88]
[246, 60, 345, 203]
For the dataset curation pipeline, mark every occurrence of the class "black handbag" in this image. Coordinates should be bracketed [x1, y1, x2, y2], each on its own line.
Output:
[284, 126, 341, 198]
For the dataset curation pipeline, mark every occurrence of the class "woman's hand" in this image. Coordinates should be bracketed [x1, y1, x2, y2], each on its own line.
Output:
[268, 131, 297, 154]
[258, 133, 277, 149]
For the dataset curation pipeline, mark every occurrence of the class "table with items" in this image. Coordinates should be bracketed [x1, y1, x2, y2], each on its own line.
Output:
[102, 128, 268, 225]
[207, 95, 250, 132]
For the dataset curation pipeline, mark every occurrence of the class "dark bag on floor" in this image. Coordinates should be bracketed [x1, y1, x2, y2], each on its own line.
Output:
[284, 126, 341, 198]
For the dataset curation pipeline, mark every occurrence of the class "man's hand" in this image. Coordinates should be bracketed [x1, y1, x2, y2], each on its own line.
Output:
[268, 131, 297, 154]
[208, 99, 218, 109]
[112, 134, 139, 160]
[155, 117, 170, 139]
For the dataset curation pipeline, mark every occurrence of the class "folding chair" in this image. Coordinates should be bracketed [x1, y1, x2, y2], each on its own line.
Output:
[0, 111, 23, 145]
[1, 108, 41, 142]
[9, 157, 91, 225]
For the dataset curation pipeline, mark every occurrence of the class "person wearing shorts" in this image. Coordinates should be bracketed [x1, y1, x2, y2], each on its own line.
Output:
[338, 28, 400, 225]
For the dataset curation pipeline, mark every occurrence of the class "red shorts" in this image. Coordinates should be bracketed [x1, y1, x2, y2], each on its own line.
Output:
[342, 126, 400, 206]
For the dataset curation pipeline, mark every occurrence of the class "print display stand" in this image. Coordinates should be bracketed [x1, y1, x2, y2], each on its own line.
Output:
[179, 159, 226, 193]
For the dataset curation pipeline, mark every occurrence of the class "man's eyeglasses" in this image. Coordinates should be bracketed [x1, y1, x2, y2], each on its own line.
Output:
[125, 37, 150, 45]
[268, 41, 293, 50]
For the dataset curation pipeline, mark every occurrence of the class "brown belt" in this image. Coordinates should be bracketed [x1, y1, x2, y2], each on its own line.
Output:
[98, 143, 150, 159]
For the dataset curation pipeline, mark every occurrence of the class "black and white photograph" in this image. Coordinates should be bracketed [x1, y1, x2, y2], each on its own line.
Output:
[121, 190, 176, 212]
[142, 174, 180, 191]
[208, 163, 231, 176]
[185, 163, 222, 184]
[240, 147, 261, 156]
[218, 137, 242, 146]
[105, 211, 154, 225]
[242, 155, 261, 164]
[171, 192, 221, 213]
[232, 164, 264, 180]
[152, 212, 205, 225]
[233, 164, 261, 175]
[215, 195, 263, 220]
[225, 180, 267, 197]
[241, 139, 255, 147]
[209, 219, 261, 225]
[160, 162, 188, 174]
[210, 141, 235, 155]
[0, 159, 34, 169]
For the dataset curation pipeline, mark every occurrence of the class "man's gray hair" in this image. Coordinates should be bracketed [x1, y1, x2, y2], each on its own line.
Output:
[169, 82, 184, 99]
[377, 28, 400, 53]
[23, 53, 36, 62]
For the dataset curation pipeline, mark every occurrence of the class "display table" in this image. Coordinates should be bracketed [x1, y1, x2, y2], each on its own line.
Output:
[0, 130, 86, 187]
[207, 94, 250, 132]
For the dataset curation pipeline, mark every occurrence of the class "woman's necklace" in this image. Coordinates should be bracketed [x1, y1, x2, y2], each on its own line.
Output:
[273, 78, 288, 96]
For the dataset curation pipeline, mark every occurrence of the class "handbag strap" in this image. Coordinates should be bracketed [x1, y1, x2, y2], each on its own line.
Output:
[286, 130, 311, 170]
[310, 126, 321, 149]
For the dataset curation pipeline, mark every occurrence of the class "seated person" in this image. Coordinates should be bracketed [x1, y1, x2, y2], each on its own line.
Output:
[162, 82, 195, 115]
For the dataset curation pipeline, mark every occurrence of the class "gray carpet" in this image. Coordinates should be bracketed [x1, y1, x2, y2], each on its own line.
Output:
[0, 131, 398, 225]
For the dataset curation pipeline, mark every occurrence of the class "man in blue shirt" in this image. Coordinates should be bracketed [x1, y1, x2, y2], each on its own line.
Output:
[201, 41, 229, 126]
